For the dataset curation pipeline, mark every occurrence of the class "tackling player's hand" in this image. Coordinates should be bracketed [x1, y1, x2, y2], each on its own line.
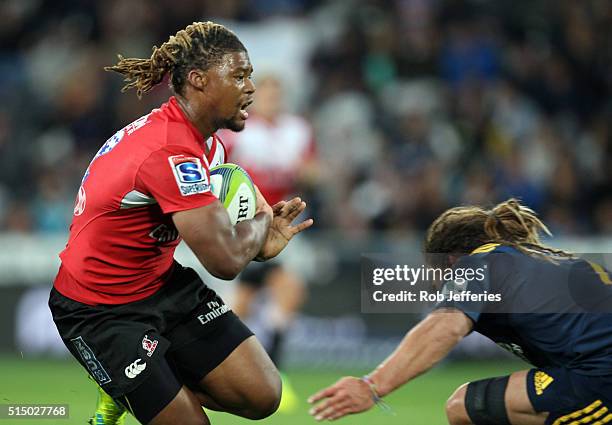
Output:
[308, 377, 374, 421]
[255, 197, 313, 261]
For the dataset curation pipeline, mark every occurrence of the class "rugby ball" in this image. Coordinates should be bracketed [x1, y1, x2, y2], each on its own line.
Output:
[209, 163, 256, 225]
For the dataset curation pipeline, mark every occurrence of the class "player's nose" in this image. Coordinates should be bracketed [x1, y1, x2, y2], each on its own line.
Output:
[245, 78, 255, 94]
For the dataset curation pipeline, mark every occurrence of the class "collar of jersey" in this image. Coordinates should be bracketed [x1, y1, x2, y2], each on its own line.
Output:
[168, 96, 209, 147]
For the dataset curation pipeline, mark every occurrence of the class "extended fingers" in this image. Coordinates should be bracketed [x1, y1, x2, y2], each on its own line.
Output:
[289, 201, 307, 220]
[279, 197, 304, 218]
[327, 408, 351, 421]
[272, 201, 286, 214]
[309, 394, 343, 417]
[312, 398, 353, 421]
[290, 218, 314, 235]
[308, 386, 336, 404]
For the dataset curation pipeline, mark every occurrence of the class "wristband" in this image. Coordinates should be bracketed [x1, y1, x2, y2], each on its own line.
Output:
[360, 375, 395, 415]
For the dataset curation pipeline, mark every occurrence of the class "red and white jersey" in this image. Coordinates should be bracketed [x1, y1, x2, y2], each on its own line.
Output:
[219, 113, 316, 205]
[54, 97, 226, 305]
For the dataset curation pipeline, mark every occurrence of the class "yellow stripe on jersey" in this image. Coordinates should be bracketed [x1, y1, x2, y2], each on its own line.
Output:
[470, 243, 501, 255]
[567, 406, 609, 424]
[568, 406, 612, 425]
[553, 400, 603, 425]
[588, 261, 612, 285]
[592, 413, 612, 425]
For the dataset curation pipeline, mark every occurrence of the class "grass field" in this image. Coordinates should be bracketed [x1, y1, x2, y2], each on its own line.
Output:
[0, 356, 528, 425]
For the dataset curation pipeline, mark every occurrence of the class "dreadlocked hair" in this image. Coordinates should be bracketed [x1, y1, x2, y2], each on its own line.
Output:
[424, 198, 572, 264]
[104, 21, 245, 98]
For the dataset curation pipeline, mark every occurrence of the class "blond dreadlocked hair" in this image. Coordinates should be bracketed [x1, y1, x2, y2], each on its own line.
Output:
[104, 21, 245, 98]
[425, 198, 571, 261]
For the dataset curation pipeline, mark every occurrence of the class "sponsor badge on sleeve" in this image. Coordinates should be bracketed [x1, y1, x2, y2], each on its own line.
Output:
[168, 155, 210, 196]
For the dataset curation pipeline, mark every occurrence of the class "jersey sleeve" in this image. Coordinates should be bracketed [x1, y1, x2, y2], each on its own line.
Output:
[136, 147, 217, 214]
[434, 255, 493, 323]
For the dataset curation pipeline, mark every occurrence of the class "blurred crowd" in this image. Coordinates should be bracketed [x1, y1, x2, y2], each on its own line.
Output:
[0, 0, 610, 237]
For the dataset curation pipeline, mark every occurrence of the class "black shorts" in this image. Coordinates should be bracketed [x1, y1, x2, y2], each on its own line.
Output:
[238, 261, 282, 289]
[527, 367, 612, 424]
[49, 263, 253, 419]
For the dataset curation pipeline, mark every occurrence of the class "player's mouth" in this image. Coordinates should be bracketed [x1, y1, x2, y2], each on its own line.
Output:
[238, 99, 253, 120]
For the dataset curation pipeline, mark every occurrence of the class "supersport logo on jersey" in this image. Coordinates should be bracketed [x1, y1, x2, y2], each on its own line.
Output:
[168, 155, 210, 196]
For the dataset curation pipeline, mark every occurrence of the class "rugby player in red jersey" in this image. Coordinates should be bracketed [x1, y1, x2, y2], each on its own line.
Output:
[48, 21, 312, 425]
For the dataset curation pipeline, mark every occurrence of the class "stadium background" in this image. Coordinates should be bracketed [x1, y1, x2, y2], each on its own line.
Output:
[0, 0, 610, 423]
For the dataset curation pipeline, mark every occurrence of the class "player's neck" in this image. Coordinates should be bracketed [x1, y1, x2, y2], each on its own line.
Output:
[175, 95, 215, 140]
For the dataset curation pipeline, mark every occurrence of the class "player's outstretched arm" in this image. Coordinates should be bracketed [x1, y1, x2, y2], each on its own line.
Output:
[173, 199, 272, 280]
[308, 309, 472, 421]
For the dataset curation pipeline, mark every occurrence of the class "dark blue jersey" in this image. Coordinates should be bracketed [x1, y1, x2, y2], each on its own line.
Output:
[437, 244, 612, 375]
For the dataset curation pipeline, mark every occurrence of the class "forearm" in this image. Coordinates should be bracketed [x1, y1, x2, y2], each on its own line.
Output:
[173, 201, 273, 279]
[232, 212, 271, 262]
[190, 211, 271, 279]
[368, 312, 469, 396]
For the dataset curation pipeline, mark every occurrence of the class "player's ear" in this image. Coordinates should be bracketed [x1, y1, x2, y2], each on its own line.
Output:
[187, 69, 208, 90]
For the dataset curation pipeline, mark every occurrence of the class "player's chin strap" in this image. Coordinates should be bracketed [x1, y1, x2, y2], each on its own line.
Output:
[361, 375, 396, 415]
